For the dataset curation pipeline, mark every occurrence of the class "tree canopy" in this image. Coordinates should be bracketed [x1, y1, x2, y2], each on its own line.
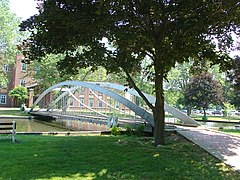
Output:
[26, 53, 127, 91]
[227, 56, 240, 108]
[184, 72, 223, 116]
[20, 0, 240, 146]
[228, 56, 240, 90]
[8, 86, 29, 105]
[0, 0, 21, 87]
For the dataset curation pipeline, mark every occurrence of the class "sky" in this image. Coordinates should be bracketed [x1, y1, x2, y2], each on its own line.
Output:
[10, 0, 39, 20]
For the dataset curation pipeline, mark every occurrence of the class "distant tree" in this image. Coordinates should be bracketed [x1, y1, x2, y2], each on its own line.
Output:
[164, 62, 192, 107]
[9, 86, 29, 108]
[227, 56, 240, 108]
[223, 102, 235, 117]
[26, 54, 80, 90]
[165, 62, 193, 91]
[20, 0, 239, 146]
[228, 56, 240, 89]
[184, 72, 223, 117]
[0, 0, 21, 87]
[230, 89, 240, 109]
[26, 53, 114, 91]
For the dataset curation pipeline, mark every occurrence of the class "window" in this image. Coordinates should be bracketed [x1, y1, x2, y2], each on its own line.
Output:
[3, 64, 9, 71]
[115, 101, 120, 108]
[0, 95, 6, 104]
[69, 98, 74, 107]
[80, 87, 85, 94]
[89, 89, 93, 94]
[98, 100, 103, 108]
[79, 98, 84, 107]
[89, 98, 94, 108]
[21, 63, 27, 71]
[20, 79, 26, 87]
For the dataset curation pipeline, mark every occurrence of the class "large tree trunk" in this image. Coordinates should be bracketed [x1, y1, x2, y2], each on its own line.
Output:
[153, 73, 165, 146]
[124, 63, 166, 146]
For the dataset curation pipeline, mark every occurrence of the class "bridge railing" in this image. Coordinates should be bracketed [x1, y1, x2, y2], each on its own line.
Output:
[30, 81, 200, 127]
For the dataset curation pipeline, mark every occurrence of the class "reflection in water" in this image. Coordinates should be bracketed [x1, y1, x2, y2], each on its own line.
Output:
[5, 119, 237, 132]
[0, 119, 67, 132]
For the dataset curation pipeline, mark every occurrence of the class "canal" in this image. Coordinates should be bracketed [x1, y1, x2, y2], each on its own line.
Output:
[0, 118, 68, 132]
[0, 117, 109, 133]
[1, 117, 239, 133]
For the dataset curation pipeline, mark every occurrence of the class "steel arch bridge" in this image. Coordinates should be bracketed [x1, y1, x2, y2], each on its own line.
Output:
[30, 81, 200, 128]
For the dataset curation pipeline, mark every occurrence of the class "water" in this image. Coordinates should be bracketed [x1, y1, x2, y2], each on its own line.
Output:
[0, 119, 67, 132]
[2, 118, 237, 132]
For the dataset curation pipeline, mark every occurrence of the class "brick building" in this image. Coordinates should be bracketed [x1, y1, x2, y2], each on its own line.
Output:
[0, 54, 35, 107]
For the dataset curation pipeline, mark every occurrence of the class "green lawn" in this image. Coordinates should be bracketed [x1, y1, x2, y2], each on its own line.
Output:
[192, 115, 240, 122]
[219, 129, 240, 137]
[0, 134, 239, 180]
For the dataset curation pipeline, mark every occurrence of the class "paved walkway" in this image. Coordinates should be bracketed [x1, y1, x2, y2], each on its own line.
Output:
[176, 126, 240, 172]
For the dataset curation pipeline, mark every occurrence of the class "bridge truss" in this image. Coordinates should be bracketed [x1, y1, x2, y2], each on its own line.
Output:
[30, 81, 200, 128]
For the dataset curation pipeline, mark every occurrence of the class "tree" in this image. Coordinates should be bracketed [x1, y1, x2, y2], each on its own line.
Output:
[184, 72, 223, 117]
[20, 0, 239, 146]
[165, 62, 192, 91]
[9, 86, 29, 107]
[0, 0, 21, 87]
[164, 62, 192, 108]
[26, 53, 115, 91]
[26, 54, 80, 91]
[223, 102, 235, 116]
[227, 56, 240, 108]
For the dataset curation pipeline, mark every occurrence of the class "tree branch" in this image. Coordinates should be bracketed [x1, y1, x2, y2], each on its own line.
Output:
[125, 70, 154, 110]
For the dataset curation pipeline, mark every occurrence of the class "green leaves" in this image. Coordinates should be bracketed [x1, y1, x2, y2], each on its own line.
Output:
[0, 0, 21, 87]
[20, 0, 239, 77]
[8, 86, 29, 104]
[19, 0, 240, 146]
[184, 72, 223, 110]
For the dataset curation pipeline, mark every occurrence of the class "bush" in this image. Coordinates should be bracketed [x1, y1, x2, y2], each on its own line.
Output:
[110, 126, 121, 136]
[135, 124, 145, 137]
[8, 86, 28, 106]
[202, 115, 208, 121]
[222, 110, 227, 117]
[124, 125, 133, 136]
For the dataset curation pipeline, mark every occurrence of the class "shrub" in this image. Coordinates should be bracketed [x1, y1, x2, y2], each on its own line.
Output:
[124, 125, 133, 136]
[8, 86, 29, 106]
[111, 126, 121, 136]
[135, 124, 145, 137]
[202, 115, 208, 121]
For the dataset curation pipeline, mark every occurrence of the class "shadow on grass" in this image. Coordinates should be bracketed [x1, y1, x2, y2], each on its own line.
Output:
[0, 134, 239, 180]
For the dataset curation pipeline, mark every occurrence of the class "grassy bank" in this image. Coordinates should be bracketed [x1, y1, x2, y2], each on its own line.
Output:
[219, 129, 240, 137]
[0, 109, 29, 116]
[0, 134, 239, 179]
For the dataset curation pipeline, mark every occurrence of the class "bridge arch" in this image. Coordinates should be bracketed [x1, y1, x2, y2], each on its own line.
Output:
[31, 81, 154, 126]
[31, 81, 200, 126]
[88, 82, 200, 126]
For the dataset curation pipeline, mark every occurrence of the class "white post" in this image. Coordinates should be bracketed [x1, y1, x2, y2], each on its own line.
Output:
[11, 121, 16, 143]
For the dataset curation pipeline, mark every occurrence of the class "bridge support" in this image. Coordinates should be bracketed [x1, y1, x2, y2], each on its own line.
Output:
[31, 113, 56, 121]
